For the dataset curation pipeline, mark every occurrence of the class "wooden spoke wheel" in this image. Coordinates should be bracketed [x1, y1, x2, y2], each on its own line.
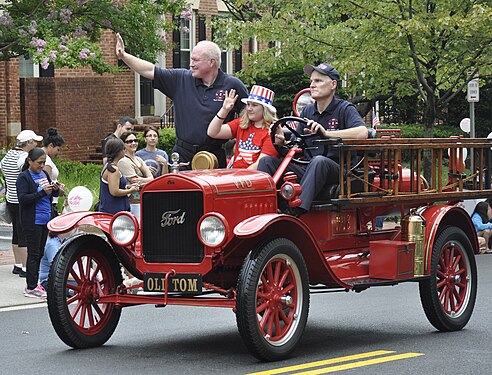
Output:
[236, 238, 309, 361]
[419, 227, 477, 331]
[47, 235, 122, 348]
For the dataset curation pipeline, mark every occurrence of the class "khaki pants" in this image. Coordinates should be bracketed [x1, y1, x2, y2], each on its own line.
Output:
[477, 229, 492, 252]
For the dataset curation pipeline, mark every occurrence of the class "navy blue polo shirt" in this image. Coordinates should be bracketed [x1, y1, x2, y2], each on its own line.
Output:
[153, 67, 248, 147]
[297, 97, 364, 160]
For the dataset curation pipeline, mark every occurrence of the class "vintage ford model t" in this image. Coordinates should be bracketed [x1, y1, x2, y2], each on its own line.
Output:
[46, 115, 492, 361]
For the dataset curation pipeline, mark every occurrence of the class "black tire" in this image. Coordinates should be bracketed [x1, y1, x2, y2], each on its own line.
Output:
[419, 227, 477, 331]
[236, 238, 309, 361]
[47, 235, 123, 348]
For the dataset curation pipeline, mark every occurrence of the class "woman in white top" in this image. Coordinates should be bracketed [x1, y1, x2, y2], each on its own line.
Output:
[42, 128, 65, 216]
[117, 132, 154, 185]
[117, 132, 153, 221]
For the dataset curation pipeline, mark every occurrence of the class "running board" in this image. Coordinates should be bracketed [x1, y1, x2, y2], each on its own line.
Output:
[344, 276, 429, 292]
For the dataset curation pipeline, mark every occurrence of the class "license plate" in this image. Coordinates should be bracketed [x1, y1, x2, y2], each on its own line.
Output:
[143, 273, 202, 294]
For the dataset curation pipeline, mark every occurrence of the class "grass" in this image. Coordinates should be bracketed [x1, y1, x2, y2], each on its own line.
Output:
[56, 159, 101, 211]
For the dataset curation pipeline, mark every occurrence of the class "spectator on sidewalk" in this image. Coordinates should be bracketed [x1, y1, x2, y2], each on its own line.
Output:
[0, 130, 43, 278]
[35, 231, 64, 298]
[99, 138, 139, 215]
[102, 116, 135, 164]
[118, 132, 153, 221]
[136, 126, 169, 177]
[42, 128, 66, 217]
[17, 148, 60, 298]
[471, 201, 492, 254]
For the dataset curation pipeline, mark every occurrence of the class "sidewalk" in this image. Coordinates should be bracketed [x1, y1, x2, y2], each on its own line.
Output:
[0, 224, 45, 309]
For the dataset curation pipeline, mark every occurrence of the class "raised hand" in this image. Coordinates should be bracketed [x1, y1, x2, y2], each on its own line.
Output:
[222, 89, 238, 113]
[115, 33, 125, 59]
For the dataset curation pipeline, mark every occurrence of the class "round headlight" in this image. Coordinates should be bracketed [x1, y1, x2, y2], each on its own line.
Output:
[281, 183, 294, 199]
[110, 213, 138, 246]
[199, 215, 226, 247]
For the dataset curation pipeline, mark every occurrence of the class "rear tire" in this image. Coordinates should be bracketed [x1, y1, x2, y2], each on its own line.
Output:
[47, 235, 123, 348]
[419, 227, 477, 331]
[236, 238, 309, 361]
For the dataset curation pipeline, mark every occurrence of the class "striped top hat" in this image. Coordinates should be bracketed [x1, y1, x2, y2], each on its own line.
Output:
[241, 85, 276, 113]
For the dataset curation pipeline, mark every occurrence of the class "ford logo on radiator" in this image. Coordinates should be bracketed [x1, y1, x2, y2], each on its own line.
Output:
[161, 209, 186, 227]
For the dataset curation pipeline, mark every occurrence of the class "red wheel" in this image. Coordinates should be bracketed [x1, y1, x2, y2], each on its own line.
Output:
[47, 235, 122, 348]
[419, 227, 477, 331]
[236, 238, 309, 361]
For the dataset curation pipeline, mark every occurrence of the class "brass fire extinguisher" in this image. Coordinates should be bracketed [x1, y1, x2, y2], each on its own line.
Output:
[401, 208, 426, 277]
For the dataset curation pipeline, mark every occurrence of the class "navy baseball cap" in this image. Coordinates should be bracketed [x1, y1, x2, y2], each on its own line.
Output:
[304, 62, 340, 81]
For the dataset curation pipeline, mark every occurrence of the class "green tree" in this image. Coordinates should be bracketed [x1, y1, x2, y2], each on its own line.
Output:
[0, 0, 186, 74]
[216, 0, 492, 135]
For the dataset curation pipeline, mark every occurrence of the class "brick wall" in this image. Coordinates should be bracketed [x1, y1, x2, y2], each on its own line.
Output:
[20, 71, 134, 162]
[0, 59, 21, 145]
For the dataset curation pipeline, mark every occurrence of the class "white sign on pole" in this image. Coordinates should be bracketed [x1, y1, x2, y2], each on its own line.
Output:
[467, 79, 479, 102]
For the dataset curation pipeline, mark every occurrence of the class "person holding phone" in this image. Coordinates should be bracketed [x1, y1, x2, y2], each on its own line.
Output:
[16, 147, 60, 298]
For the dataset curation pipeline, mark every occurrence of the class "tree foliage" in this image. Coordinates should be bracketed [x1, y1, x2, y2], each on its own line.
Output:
[216, 0, 492, 134]
[0, 0, 186, 74]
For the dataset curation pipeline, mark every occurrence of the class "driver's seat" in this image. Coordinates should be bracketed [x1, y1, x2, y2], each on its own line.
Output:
[312, 127, 377, 204]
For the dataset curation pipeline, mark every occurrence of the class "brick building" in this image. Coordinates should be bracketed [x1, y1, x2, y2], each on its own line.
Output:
[0, 0, 247, 163]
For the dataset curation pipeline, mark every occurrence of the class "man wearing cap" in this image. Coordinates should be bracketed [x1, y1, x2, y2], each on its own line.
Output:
[0, 129, 43, 277]
[115, 33, 248, 168]
[259, 62, 368, 216]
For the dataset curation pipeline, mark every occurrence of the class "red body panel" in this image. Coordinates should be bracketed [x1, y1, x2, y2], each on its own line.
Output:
[369, 240, 415, 279]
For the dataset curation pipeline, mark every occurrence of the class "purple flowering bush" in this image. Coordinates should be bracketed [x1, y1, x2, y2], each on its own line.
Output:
[0, 0, 187, 74]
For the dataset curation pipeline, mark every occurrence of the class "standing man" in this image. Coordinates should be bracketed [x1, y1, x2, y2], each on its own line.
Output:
[102, 115, 135, 164]
[115, 33, 248, 167]
[259, 62, 368, 216]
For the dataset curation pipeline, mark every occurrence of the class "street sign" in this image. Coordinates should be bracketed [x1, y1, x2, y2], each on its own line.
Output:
[467, 79, 479, 102]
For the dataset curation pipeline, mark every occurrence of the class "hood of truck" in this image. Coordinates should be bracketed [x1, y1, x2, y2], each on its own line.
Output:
[142, 169, 276, 196]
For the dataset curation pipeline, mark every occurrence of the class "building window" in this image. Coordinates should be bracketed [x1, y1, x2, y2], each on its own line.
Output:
[179, 18, 191, 68]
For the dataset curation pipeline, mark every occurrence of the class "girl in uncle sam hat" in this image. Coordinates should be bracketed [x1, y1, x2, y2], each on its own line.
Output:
[207, 85, 279, 169]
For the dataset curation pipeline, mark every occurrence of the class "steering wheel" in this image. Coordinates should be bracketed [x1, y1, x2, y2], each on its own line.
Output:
[270, 116, 325, 162]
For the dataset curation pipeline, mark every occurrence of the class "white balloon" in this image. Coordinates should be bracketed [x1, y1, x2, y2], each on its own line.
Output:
[459, 118, 470, 133]
[487, 131, 492, 139]
[67, 186, 93, 212]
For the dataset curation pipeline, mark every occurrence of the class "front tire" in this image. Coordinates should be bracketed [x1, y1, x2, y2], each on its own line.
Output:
[419, 227, 477, 331]
[236, 238, 309, 361]
[47, 235, 123, 348]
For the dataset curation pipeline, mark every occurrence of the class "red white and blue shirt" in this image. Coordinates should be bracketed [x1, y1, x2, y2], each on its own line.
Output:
[227, 118, 279, 169]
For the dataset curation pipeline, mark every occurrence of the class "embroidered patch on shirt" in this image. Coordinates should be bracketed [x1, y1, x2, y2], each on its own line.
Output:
[214, 90, 226, 102]
[327, 118, 339, 130]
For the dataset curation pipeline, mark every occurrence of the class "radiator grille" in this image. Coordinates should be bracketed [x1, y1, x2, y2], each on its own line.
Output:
[142, 191, 204, 263]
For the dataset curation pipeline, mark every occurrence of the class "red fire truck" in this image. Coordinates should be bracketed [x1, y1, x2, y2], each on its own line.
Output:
[47, 113, 492, 361]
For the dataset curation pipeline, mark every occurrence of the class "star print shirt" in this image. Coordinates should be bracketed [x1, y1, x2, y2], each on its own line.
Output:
[227, 118, 279, 169]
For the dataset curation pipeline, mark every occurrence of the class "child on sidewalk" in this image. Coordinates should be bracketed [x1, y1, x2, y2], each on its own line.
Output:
[31, 231, 64, 298]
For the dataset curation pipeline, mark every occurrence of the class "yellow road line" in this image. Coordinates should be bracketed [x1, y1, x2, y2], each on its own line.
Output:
[246, 350, 395, 375]
[295, 352, 424, 374]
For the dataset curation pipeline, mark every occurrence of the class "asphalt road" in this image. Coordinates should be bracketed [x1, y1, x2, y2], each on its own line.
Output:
[1, 255, 491, 375]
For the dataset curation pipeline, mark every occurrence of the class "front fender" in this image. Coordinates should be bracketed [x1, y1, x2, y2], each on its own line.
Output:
[421, 204, 478, 273]
[234, 214, 349, 288]
[48, 211, 113, 234]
